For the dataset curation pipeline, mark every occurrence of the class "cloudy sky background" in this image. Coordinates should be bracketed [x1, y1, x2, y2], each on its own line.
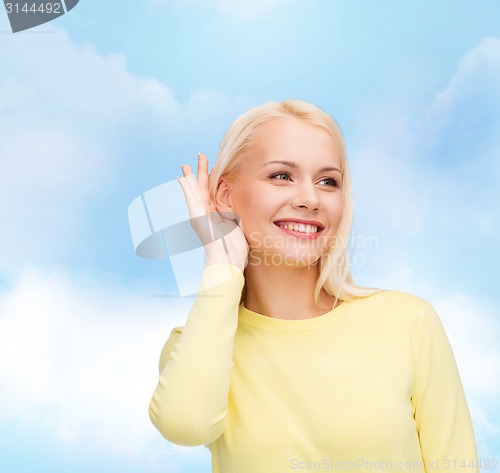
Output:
[0, 1, 499, 472]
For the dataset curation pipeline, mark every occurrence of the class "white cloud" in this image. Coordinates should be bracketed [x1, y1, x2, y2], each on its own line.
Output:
[432, 37, 500, 126]
[350, 37, 500, 292]
[0, 268, 497, 462]
[0, 266, 204, 463]
[435, 294, 500, 395]
[425, 36, 500, 191]
[435, 294, 500, 458]
[0, 29, 178, 276]
[0, 28, 251, 278]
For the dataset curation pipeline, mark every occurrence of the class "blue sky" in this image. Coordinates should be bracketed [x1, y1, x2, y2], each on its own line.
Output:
[0, 1, 499, 471]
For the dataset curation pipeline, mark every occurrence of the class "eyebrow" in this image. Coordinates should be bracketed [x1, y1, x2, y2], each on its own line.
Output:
[260, 160, 342, 174]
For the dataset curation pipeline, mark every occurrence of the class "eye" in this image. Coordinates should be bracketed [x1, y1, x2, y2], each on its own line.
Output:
[269, 172, 292, 181]
[319, 177, 340, 188]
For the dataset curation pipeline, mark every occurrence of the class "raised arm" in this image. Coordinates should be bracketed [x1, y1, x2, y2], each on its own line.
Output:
[149, 153, 248, 446]
[412, 303, 479, 473]
[149, 262, 244, 446]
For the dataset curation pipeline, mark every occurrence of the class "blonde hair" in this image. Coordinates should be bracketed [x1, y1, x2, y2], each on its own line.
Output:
[208, 99, 381, 307]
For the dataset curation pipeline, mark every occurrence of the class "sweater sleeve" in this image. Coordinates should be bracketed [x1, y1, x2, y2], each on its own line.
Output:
[412, 302, 479, 473]
[148, 263, 245, 447]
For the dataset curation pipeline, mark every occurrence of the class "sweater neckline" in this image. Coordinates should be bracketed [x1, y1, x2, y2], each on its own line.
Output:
[238, 298, 354, 332]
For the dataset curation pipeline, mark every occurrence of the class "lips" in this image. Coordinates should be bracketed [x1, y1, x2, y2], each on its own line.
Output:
[273, 220, 325, 235]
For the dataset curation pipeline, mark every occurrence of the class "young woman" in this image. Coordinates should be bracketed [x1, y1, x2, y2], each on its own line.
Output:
[148, 100, 478, 473]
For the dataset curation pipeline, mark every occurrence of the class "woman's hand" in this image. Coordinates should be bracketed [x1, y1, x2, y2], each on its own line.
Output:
[177, 153, 249, 272]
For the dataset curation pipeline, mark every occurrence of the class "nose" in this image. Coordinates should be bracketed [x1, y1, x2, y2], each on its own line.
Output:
[290, 181, 322, 211]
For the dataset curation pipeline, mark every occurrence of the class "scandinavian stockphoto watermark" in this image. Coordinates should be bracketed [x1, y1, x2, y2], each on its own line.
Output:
[3, 0, 79, 33]
[127, 177, 378, 296]
[246, 230, 378, 269]
[128, 181, 380, 297]
[289, 457, 499, 471]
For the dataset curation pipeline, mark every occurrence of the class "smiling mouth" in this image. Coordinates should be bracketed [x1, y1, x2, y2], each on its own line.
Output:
[273, 222, 324, 234]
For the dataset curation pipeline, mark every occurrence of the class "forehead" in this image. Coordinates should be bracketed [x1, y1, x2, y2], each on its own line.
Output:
[246, 116, 341, 168]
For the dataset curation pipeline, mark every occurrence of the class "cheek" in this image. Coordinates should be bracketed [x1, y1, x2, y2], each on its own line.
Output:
[328, 198, 344, 227]
[336, 202, 344, 220]
[240, 192, 274, 222]
[231, 204, 262, 242]
[236, 199, 275, 246]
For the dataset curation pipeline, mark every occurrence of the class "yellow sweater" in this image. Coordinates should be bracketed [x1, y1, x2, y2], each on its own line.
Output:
[149, 264, 478, 473]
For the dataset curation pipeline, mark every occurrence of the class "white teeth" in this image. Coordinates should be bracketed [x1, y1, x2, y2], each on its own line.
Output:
[278, 223, 318, 234]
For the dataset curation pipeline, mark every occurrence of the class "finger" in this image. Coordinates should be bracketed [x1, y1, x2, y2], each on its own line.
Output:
[197, 153, 209, 184]
[197, 153, 210, 202]
[180, 163, 203, 199]
[177, 172, 205, 219]
[182, 163, 193, 177]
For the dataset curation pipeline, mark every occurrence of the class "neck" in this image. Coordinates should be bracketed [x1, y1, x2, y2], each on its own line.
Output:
[243, 261, 337, 320]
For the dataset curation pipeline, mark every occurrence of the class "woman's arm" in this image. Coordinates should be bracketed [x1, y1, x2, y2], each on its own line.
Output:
[148, 263, 244, 446]
[412, 303, 479, 473]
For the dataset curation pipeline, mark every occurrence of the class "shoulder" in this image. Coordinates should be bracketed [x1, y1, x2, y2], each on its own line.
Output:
[356, 288, 430, 308]
[350, 289, 434, 325]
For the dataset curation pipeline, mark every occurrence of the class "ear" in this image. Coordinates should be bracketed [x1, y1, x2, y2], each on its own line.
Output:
[214, 177, 234, 213]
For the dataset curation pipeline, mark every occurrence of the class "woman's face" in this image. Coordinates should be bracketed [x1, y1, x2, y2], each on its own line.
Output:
[220, 116, 344, 268]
